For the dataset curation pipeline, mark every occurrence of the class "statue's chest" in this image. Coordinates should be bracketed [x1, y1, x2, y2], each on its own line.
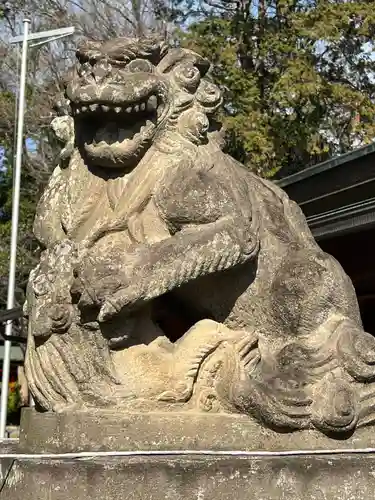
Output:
[59, 156, 109, 240]
[59, 156, 170, 245]
[61, 183, 169, 247]
[82, 197, 171, 261]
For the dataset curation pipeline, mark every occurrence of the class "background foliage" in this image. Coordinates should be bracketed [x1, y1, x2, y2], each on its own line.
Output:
[181, 0, 375, 176]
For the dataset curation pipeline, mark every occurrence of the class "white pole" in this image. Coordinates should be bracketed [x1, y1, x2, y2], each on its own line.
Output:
[0, 18, 31, 439]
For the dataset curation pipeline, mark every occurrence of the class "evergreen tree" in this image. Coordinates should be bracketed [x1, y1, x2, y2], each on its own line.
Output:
[181, 0, 375, 176]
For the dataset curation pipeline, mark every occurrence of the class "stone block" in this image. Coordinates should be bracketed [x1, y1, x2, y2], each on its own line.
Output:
[1, 410, 374, 499]
[18, 409, 375, 454]
[0, 439, 18, 492]
[3, 453, 375, 499]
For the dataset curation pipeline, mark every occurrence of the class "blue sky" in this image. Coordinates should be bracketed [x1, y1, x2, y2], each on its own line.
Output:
[0, 138, 36, 172]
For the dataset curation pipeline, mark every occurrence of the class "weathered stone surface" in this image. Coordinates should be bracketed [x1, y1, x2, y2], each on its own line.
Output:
[0, 440, 18, 453]
[18, 408, 375, 454]
[4, 454, 375, 500]
[23, 35, 375, 436]
[0, 439, 18, 490]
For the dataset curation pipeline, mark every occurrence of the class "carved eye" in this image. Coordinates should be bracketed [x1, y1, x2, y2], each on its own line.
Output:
[173, 64, 200, 92]
[126, 59, 154, 73]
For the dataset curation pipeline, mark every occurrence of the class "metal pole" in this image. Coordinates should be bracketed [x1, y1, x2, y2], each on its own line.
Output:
[0, 18, 31, 439]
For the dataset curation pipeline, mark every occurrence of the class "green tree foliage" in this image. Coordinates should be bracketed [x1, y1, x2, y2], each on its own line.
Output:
[0, 146, 41, 311]
[0, 64, 56, 308]
[181, 0, 375, 176]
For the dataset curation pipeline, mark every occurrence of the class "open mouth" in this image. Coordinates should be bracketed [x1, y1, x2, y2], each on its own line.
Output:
[72, 93, 163, 144]
[70, 90, 167, 167]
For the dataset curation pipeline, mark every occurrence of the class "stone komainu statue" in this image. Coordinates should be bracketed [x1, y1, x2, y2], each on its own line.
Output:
[25, 36, 375, 436]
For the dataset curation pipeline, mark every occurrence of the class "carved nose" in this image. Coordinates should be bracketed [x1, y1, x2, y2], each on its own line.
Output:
[92, 60, 112, 84]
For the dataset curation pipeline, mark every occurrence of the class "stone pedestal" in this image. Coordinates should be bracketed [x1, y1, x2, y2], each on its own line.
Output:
[0, 439, 18, 492]
[16, 409, 375, 453]
[4, 451, 375, 499]
[3, 409, 375, 499]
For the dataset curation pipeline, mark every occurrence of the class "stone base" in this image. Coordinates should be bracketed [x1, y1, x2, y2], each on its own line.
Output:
[3, 409, 375, 499]
[0, 439, 18, 491]
[18, 408, 375, 453]
[4, 453, 375, 499]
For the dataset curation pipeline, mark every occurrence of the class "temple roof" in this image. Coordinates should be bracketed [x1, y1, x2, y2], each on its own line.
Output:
[277, 143, 375, 240]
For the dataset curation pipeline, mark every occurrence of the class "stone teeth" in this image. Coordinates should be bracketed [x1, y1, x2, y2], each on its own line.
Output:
[126, 107, 132, 113]
[115, 107, 122, 113]
[147, 95, 157, 111]
[102, 105, 110, 112]
[133, 105, 139, 113]
[140, 102, 146, 111]
[89, 104, 98, 112]
[81, 106, 87, 112]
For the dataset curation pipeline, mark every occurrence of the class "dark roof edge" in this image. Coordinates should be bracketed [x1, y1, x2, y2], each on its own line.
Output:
[307, 197, 375, 240]
[277, 142, 375, 188]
